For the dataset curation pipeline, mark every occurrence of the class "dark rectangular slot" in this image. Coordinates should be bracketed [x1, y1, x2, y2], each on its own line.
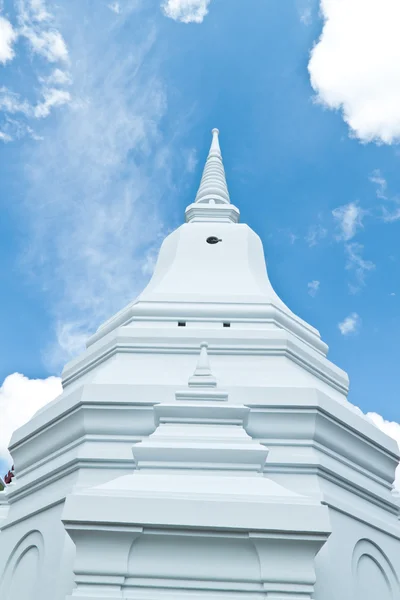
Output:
[178, 322, 186, 327]
[223, 322, 231, 328]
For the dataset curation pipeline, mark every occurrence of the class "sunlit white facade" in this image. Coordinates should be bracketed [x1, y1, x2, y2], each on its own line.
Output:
[0, 130, 399, 600]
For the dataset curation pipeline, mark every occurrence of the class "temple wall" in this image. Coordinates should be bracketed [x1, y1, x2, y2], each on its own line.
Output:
[314, 508, 400, 600]
[0, 503, 75, 600]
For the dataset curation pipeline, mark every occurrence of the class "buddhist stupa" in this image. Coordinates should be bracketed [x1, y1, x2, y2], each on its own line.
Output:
[0, 130, 399, 600]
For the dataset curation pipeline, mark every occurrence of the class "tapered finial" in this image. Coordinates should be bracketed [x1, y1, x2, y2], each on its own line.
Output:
[194, 129, 230, 205]
[210, 128, 221, 154]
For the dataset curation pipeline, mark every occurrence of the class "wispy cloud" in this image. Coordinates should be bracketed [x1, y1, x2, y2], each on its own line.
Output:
[332, 203, 373, 291]
[382, 205, 400, 223]
[40, 67, 71, 86]
[305, 223, 327, 247]
[33, 87, 71, 118]
[298, 0, 313, 26]
[0, 1, 72, 140]
[0, 14, 17, 64]
[186, 147, 198, 173]
[0, 83, 71, 120]
[332, 202, 365, 241]
[370, 169, 400, 223]
[161, 0, 212, 23]
[308, 280, 320, 296]
[12, 4, 190, 369]
[278, 228, 298, 245]
[108, 1, 121, 14]
[0, 129, 12, 142]
[0, 87, 31, 115]
[345, 242, 375, 293]
[309, 0, 400, 144]
[17, 0, 69, 63]
[369, 169, 388, 200]
[338, 312, 361, 335]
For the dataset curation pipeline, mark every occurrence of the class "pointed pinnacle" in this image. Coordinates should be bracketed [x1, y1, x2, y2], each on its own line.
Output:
[194, 129, 230, 205]
[209, 128, 221, 156]
[188, 342, 217, 388]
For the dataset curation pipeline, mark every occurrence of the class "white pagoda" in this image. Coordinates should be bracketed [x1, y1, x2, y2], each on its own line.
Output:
[0, 130, 399, 600]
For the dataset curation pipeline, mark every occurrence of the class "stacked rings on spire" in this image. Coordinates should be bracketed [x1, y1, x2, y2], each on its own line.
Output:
[195, 129, 231, 205]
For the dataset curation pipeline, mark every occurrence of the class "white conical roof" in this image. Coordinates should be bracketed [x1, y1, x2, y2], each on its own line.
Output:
[87, 129, 328, 359]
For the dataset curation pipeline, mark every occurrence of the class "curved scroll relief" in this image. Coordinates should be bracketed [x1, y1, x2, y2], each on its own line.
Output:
[0, 530, 44, 600]
[352, 539, 399, 600]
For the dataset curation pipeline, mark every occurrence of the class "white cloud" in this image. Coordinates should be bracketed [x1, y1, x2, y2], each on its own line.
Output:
[0, 373, 62, 467]
[0, 87, 31, 115]
[0, 15, 17, 64]
[34, 87, 71, 118]
[345, 242, 375, 292]
[18, 0, 69, 62]
[161, 0, 212, 23]
[27, 0, 51, 22]
[370, 170, 400, 222]
[300, 10, 312, 25]
[308, 280, 320, 296]
[298, 0, 313, 25]
[0, 2, 72, 140]
[305, 223, 327, 247]
[0, 130, 12, 142]
[13, 5, 189, 368]
[277, 228, 298, 245]
[309, 0, 400, 144]
[338, 312, 360, 335]
[382, 205, 400, 223]
[186, 147, 197, 173]
[141, 244, 163, 277]
[369, 169, 388, 200]
[0, 84, 71, 120]
[0, 117, 43, 141]
[0, 3, 193, 369]
[108, 1, 121, 13]
[366, 412, 400, 491]
[22, 27, 68, 62]
[332, 202, 365, 241]
[40, 68, 71, 86]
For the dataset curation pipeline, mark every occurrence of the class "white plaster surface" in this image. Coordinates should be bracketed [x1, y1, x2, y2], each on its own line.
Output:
[0, 130, 399, 600]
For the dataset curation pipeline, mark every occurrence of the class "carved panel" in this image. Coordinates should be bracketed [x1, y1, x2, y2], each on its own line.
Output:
[352, 539, 399, 600]
[0, 530, 44, 600]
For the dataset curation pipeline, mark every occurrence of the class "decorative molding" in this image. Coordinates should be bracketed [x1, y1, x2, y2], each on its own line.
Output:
[185, 202, 240, 223]
[352, 538, 400, 599]
[61, 331, 347, 394]
[0, 530, 44, 598]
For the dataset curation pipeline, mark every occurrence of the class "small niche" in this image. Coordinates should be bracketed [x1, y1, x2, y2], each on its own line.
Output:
[178, 322, 186, 327]
[223, 322, 231, 328]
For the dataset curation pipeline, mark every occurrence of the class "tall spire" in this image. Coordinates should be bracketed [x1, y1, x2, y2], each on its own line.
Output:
[185, 128, 240, 224]
[195, 129, 230, 205]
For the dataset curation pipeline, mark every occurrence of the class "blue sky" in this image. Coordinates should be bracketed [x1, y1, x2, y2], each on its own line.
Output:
[1, 0, 400, 474]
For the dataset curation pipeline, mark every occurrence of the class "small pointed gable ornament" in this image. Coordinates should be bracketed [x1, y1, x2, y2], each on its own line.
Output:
[188, 342, 217, 388]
